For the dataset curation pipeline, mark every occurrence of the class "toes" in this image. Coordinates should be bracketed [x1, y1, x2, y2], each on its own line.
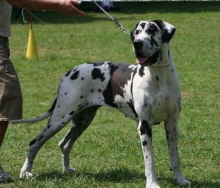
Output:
[64, 167, 78, 174]
[19, 172, 33, 179]
[176, 177, 191, 186]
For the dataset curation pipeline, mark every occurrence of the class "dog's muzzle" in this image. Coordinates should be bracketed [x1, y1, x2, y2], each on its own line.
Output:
[133, 39, 160, 66]
[133, 39, 143, 51]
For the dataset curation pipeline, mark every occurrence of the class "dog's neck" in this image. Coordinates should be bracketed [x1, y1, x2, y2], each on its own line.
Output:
[152, 43, 172, 67]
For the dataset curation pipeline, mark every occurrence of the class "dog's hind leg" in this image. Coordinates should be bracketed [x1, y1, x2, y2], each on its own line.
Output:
[164, 119, 190, 186]
[19, 114, 73, 179]
[59, 106, 100, 173]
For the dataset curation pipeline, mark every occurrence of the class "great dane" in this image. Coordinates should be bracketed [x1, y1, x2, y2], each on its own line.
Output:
[11, 20, 190, 188]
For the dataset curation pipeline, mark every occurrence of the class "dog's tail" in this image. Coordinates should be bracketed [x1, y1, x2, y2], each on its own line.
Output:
[10, 98, 57, 124]
[10, 111, 52, 124]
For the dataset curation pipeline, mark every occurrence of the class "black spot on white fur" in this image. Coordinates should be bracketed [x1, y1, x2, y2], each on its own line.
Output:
[65, 70, 71, 77]
[13, 21, 189, 188]
[69, 111, 74, 115]
[140, 22, 146, 29]
[70, 71, 79, 80]
[142, 141, 147, 146]
[91, 68, 105, 81]
[138, 66, 145, 77]
[140, 120, 152, 138]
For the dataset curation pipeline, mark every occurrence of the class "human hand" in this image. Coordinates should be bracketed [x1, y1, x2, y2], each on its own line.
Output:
[57, 0, 86, 16]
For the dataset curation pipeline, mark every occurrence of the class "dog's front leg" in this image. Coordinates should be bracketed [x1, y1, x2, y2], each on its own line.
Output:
[164, 119, 190, 186]
[138, 120, 160, 188]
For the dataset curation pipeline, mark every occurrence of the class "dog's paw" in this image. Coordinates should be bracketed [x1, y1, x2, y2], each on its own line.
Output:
[174, 171, 190, 186]
[64, 167, 78, 174]
[146, 185, 160, 188]
[146, 182, 160, 188]
[175, 175, 190, 186]
[177, 178, 191, 186]
[19, 171, 33, 179]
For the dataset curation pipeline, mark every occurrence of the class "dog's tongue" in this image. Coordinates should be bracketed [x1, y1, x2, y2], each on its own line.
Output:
[136, 57, 148, 64]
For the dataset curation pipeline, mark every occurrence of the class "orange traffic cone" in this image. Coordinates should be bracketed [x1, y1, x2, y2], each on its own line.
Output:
[26, 28, 38, 59]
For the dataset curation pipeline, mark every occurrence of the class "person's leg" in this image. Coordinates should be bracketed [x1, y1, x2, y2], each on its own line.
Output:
[0, 121, 9, 147]
[0, 121, 12, 183]
[0, 36, 22, 183]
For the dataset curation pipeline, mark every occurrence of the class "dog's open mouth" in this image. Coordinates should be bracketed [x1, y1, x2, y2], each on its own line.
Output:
[135, 51, 160, 66]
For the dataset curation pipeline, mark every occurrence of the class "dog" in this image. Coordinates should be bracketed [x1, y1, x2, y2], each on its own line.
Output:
[11, 20, 190, 188]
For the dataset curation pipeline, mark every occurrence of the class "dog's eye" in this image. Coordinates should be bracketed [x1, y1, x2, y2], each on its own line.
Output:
[146, 24, 158, 35]
[135, 30, 140, 35]
[146, 28, 155, 35]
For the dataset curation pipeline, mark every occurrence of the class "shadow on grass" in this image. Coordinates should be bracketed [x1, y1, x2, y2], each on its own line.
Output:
[158, 177, 220, 188]
[35, 167, 145, 182]
[190, 181, 220, 188]
[83, 167, 145, 183]
[35, 168, 220, 187]
[11, 2, 220, 25]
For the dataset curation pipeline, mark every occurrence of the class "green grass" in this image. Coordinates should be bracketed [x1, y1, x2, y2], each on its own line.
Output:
[0, 2, 220, 188]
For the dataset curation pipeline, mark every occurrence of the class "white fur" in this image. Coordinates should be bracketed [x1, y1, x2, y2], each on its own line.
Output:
[11, 20, 190, 188]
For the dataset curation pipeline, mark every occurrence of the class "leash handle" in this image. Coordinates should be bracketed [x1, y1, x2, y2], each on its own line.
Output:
[92, 1, 130, 35]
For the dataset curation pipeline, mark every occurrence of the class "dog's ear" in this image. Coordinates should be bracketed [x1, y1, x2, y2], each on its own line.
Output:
[153, 20, 176, 44]
[162, 21, 176, 43]
[130, 22, 140, 42]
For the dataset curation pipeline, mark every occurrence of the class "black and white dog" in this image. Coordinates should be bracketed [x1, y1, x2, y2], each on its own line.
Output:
[11, 20, 190, 188]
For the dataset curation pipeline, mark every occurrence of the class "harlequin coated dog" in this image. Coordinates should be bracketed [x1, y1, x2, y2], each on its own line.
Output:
[11, 20, 190, 188]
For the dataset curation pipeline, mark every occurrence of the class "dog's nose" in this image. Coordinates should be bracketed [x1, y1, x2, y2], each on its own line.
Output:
[133, 40, 143, 50]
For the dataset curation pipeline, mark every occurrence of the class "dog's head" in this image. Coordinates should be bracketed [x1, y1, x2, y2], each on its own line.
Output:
[130, 20, 176, 66]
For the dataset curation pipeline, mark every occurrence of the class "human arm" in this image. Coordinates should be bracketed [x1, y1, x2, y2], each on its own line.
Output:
[6, 0, 85, 16]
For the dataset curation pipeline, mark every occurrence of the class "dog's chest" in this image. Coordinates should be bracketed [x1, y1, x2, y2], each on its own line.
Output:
[132, 66, 180, 123]
[150, 84, 174, 123]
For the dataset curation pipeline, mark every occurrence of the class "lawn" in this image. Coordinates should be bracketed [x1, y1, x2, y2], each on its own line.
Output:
[0, 2, 220, 188]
